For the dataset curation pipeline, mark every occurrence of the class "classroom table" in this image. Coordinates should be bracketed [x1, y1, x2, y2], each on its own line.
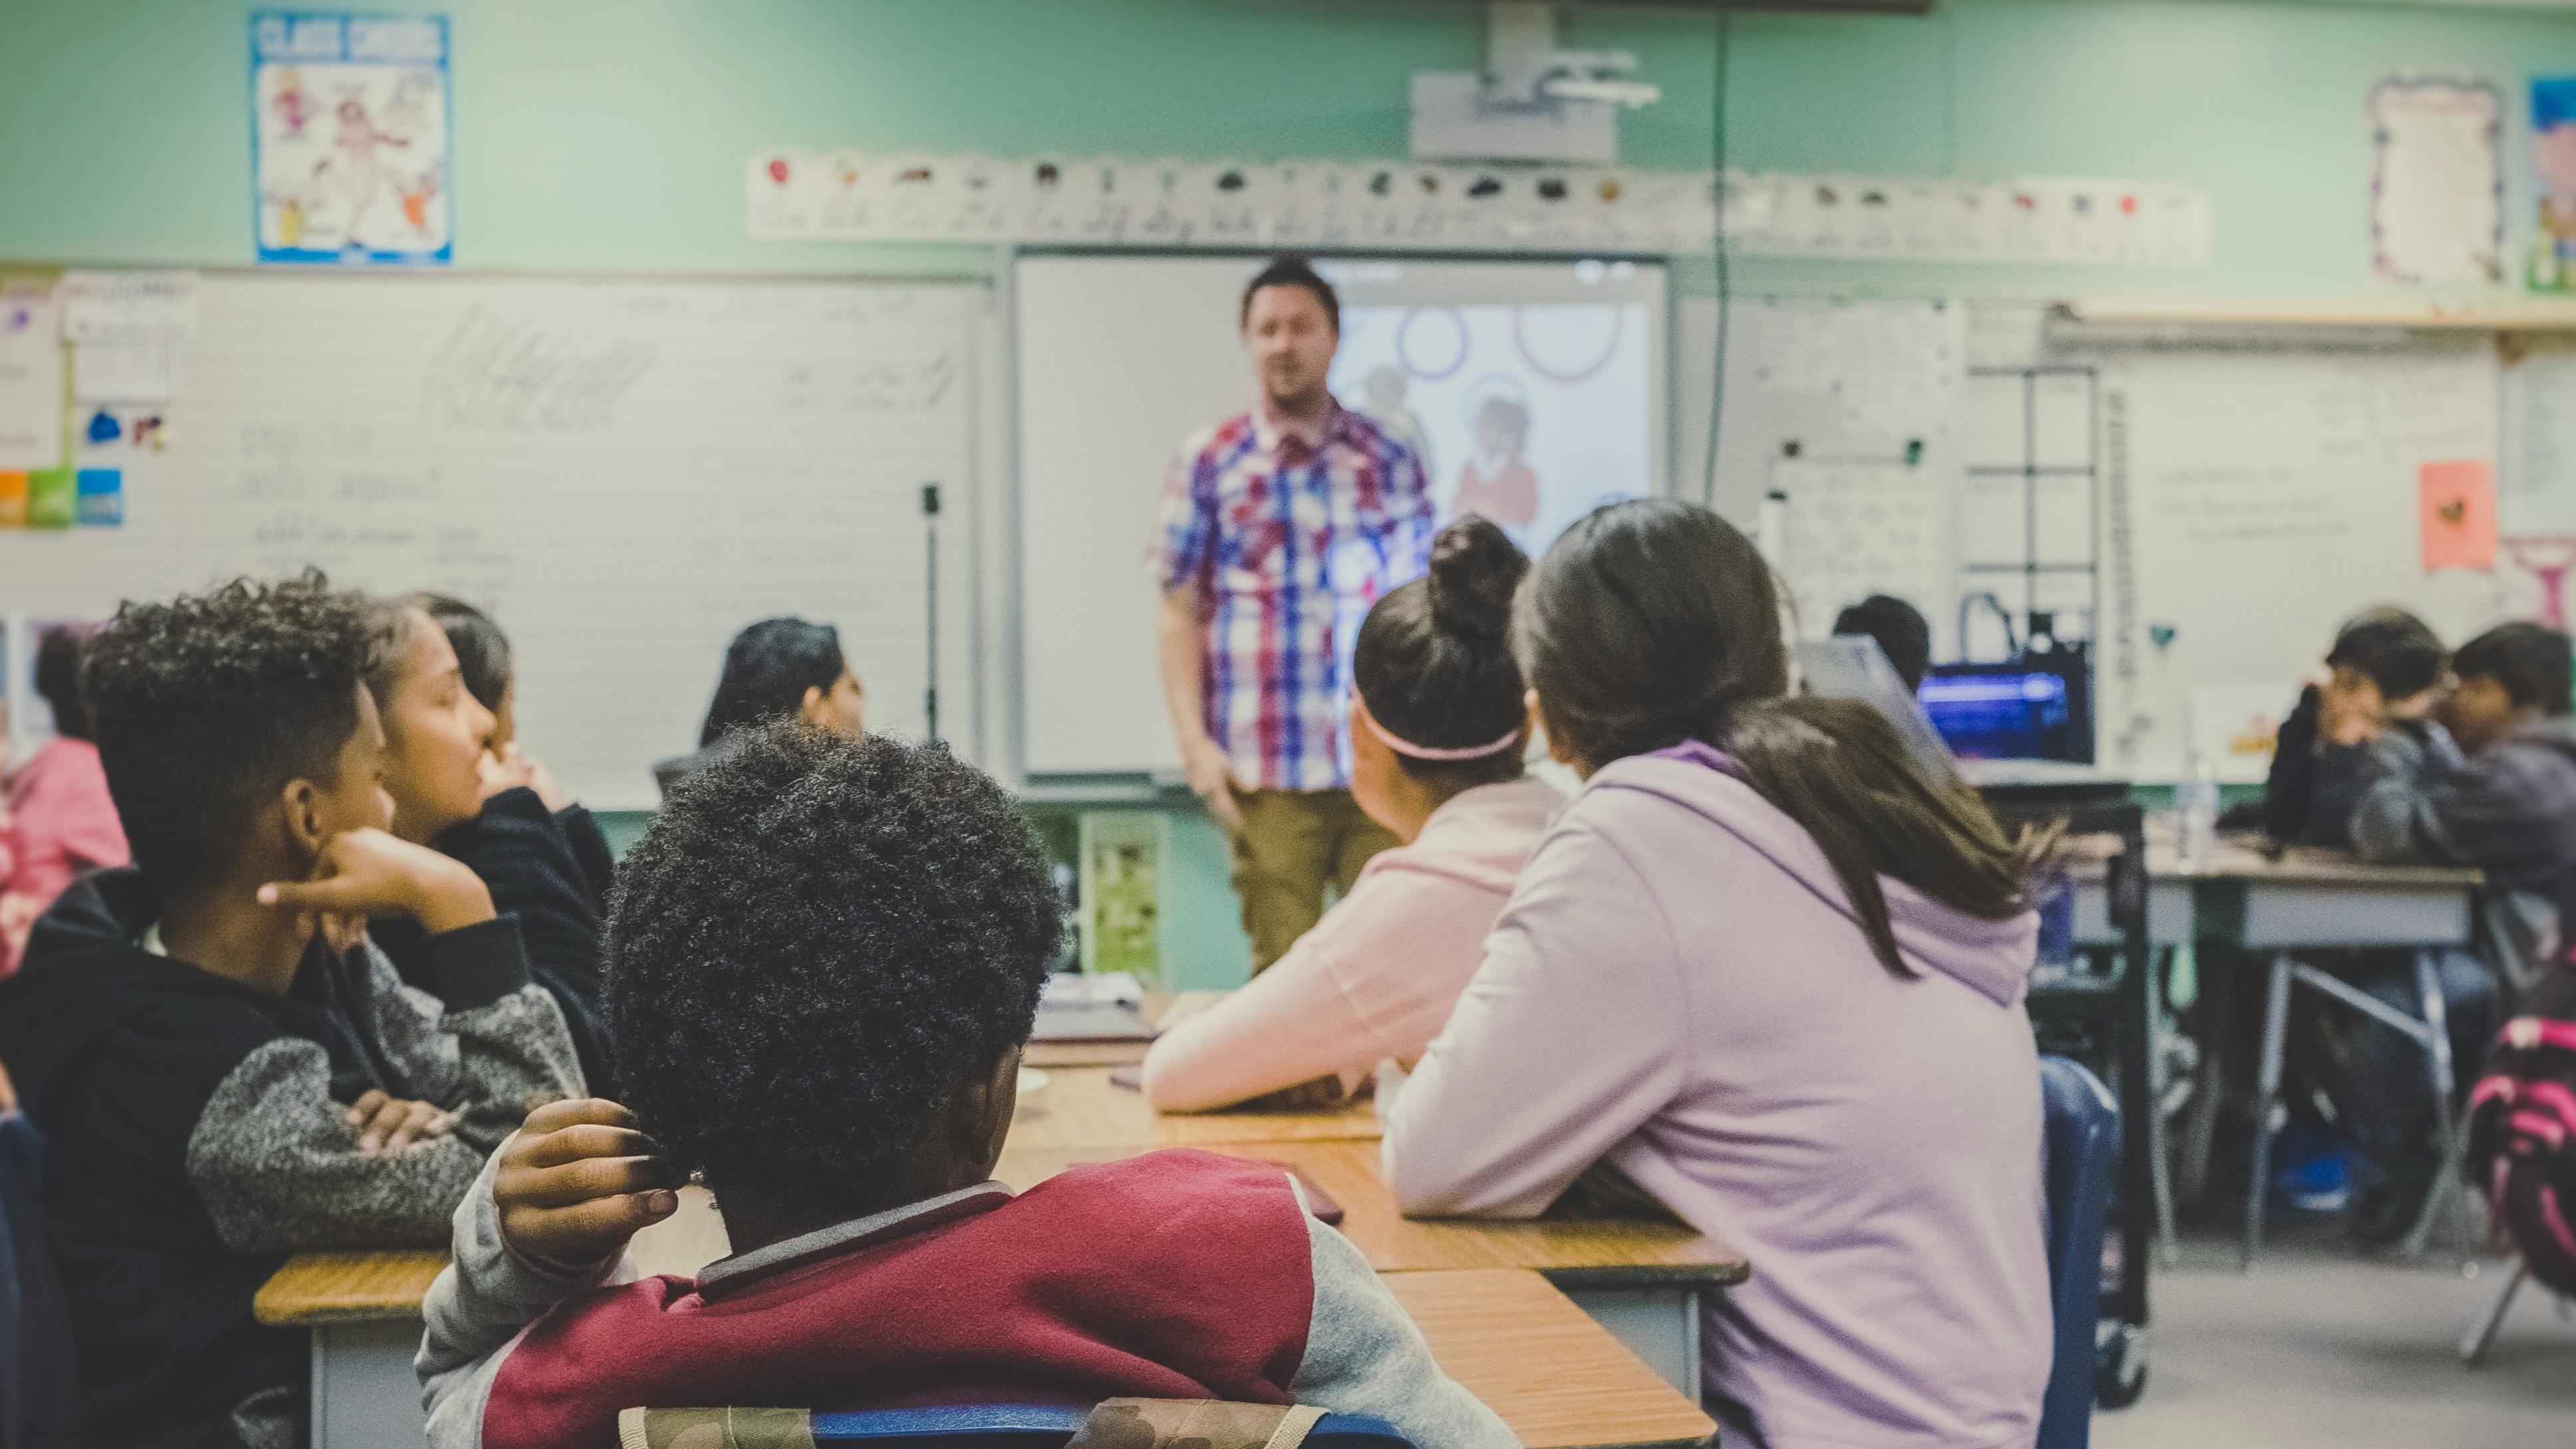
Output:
[2068, 831, 2483, 1259]
[260, 1069, 1744, 1447]
[256, 1217, 1720, 1449]
[1008, 1065, 1381, 1151]
[1000, 1068, 1742, 1394]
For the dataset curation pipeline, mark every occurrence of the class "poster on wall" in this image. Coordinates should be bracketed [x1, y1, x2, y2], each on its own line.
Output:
[252, 12, 452, 264]
[2535, 78, 2576, 292]
[2368, 76, 2504, 286]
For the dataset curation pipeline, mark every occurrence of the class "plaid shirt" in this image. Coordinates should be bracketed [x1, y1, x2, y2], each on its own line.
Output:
[1157, 402, 1433, 791]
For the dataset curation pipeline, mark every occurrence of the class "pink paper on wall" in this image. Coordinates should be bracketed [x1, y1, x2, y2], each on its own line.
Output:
[2420, 459, 2498, 572]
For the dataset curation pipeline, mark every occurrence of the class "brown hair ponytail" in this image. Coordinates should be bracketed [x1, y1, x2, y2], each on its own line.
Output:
[1520, 499, 2038, 976]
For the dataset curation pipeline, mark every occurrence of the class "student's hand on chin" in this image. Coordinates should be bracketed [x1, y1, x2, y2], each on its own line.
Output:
[477, 745, 535, 801]
[256, 827, 496, 934]
[496, 1098, 684, 1265]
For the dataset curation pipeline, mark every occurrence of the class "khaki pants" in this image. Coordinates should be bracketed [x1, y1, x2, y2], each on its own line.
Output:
[1228, 787, 1399, 973]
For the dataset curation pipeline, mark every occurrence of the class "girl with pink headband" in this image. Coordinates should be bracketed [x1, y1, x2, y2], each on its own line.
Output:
[1142, 516, 1561, 1113]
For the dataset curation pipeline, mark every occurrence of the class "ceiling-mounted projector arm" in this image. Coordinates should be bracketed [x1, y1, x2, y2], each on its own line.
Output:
[1485, 2, 1661, 110]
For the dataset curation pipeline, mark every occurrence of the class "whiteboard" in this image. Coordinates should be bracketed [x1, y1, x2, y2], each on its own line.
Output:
[1015, 253, 1667, 778]
[2092, 341, 2511, 777]
[0, 272, 984, 809]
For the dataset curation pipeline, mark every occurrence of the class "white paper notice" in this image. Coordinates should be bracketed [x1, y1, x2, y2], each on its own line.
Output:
[0, 286, 64, 469]
[1775, 455, 1952, 640]
[72, 341, 177, 403]
[2369, 79, 2505, 286]
[60, 270, 200, 343]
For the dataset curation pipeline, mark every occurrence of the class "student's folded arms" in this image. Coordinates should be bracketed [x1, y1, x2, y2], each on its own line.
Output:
[0, 574, 582, 1449]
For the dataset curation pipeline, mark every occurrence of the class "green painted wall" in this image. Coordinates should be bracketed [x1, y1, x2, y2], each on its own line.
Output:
[10, 0, 2574, 988]
[9, 1, 2576, 298]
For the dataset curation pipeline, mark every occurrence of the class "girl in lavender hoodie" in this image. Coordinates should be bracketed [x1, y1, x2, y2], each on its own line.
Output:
[1383, 499, 2052, 1449]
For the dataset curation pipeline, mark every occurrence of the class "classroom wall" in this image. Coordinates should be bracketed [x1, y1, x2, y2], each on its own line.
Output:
[11, 0, 2575, 987]
[9, 0, 2576, 300]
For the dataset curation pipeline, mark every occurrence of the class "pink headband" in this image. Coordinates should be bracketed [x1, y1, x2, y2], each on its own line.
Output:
[1359, 702, 1525, 761]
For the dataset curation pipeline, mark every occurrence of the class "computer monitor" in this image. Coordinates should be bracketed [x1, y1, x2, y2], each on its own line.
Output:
[1921, 648, 2094, 764]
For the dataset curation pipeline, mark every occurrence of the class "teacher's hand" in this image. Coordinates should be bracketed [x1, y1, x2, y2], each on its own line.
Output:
[1183, 735, 1244, 835]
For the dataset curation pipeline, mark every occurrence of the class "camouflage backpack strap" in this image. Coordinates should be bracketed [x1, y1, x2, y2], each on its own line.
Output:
[617, 1407, 816, 1449]
[1068, 1398, 1328, 1449]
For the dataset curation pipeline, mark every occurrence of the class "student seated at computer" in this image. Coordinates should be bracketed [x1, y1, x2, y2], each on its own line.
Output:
[2262, 606, 2447, 847]
[419, 724, 1513, 1449]
[1381, 499, 2051, 1449]
[653, 616, 866, 797]
[0, 574, 583, 1449]
[366, 594, 620, 1094]
[1141, 518, 1559, 1113]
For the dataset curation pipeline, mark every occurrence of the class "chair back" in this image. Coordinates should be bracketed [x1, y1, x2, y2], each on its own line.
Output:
[620, 1404, 1413, 1449]
[0, 1112, 78, 1449]
[2036, 1055, 2121, 1449]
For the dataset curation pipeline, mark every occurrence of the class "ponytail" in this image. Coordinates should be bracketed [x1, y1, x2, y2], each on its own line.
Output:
[1523, 499, 2038, 976]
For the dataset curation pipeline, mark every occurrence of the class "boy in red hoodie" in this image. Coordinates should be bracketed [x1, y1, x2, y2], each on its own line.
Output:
[417, 723, 1511, 1449]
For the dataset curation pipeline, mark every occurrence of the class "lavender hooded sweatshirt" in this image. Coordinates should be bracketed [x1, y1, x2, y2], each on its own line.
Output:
[1383, 747, 2050, 1449]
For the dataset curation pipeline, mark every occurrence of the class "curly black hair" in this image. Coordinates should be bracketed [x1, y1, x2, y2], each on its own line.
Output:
[606, 724, 1063, 1199]
[85, 572, 376, 892]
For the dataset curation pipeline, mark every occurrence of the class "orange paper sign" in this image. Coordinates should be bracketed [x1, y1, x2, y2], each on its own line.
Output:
[2420, 459, 2497, 572]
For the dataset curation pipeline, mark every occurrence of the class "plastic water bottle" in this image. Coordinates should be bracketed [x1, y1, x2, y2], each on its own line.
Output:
[2178, 754, 2221, 869]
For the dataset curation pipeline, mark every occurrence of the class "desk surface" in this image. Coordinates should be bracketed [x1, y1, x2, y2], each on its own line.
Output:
[1010, 1066, 1381, 1151]
[996, 1138, 1747, 1286]
[1388, 1269, 1714, 1449]
[262, 1259, 1709, 1449]
[261, 1131, 1746, 1325]
[2066, 828, 2483, 890]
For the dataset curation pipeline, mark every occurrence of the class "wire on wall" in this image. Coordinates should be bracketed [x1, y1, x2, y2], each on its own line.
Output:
[1702, 6, 1733, 508]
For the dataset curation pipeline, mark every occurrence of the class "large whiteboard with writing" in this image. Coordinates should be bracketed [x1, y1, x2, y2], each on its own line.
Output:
[0, 273, 983, 809]
[2093, 341, 2510, 775]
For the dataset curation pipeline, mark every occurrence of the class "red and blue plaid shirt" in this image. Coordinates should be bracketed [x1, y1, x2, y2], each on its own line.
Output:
[1157, 401, 1432, 791]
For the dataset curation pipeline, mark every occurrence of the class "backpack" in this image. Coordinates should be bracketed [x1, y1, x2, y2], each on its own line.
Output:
[2466, 970, 2576, 1295]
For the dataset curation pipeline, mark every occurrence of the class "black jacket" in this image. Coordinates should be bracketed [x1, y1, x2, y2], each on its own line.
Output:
[0, 871, 578, 1449]
[375, 787, 618, 1096]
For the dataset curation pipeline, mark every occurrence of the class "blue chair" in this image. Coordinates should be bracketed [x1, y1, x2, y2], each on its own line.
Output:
[623, 1404, 1413, 1449]
[2037, 1056, 2122, 1449]
[1, 1109, 78, 1449]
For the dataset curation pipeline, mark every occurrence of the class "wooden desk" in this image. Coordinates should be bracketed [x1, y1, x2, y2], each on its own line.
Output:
[260, 1243, 1720, 1449]
[1389, 1270, 1712, 1449]
[997, 1136, 1743, 1394]
[1009, 1066, 1381, 1152]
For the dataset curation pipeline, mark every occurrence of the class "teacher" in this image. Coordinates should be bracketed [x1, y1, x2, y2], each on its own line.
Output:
[1155, 257, 1434, 972]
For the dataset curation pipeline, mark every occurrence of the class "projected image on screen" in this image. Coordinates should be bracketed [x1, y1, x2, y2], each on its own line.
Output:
[1330, 301, 1655, 556]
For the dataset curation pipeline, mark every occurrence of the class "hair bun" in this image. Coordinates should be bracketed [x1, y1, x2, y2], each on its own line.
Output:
[1427, 516, 1530, 646]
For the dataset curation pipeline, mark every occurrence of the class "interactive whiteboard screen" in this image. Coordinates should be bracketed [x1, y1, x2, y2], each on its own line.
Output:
[1015, 254, 1666, 777]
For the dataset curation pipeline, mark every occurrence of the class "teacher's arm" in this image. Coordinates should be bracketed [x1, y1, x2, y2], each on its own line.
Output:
[1159, 588, 1241, 834]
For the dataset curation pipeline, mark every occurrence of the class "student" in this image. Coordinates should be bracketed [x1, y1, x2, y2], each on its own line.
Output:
[1142, 518, 1559, 1113]
[2263, 606, 2446, 847]
[371, 596, 620, 1094]
[2351, 620, 2576, 983]
[418, 724, 1513, 1449]
[653, 616, 864, 797]
[0, 574, 582, 1449]
[1831, 593, 1934, 695]
[417, 593, 616, 900]
[1382, 499, 2051, 1449]
[0, 624, 130, 977]
[2332, 624, 2575, 1240]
